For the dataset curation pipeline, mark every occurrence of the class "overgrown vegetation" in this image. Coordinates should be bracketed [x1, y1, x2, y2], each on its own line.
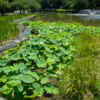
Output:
[0, 0, 100, 15]
[0, 21, 75, 100]
[59, 31, 100, 100]
[0, 21, 100, 100]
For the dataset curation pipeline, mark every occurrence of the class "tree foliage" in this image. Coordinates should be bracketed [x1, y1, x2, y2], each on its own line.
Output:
[0, 0, 100, 15]
[0, 0, 10, 14]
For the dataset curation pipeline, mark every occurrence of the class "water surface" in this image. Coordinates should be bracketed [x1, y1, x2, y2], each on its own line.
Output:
[32, 12, 100, 26]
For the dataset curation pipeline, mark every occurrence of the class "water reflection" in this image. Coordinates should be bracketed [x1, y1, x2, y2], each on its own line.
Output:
[79, 15, 100, 21]
[31, 13, 100, 26]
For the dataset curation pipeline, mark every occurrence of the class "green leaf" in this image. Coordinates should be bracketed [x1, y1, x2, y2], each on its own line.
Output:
[21, 74, 34, 83]
[44, 86, 59, 95]
[32, 72, 40, 80]
[34, 87, 44, 96]
[0, 59, 8, 66]
[28, 51, 38, 60]
[13, 63, 26, 72]
[0, 85, 12, 95]
[36, 57, 47, 68]
[32, 82, 41, 89]
[9, 53, 21, 61]
[23, 71, 40, 81]
[3, 66, 11, 74]
[7, 80, 21, 87]
[24, 87, 44, 99]
[47, 56, 59, 64]
[17, 83, 23, 92]
[0, 68, 3, 73]
[0, 76, 8, 83]
[10, 74, 22, 80]
[48, 65, 53, 71]
[40, 77, 49, 85]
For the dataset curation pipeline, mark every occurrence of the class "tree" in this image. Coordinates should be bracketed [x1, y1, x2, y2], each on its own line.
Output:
[12, 0, 41, 13]
[0, 0, 100, 15]
[59, 0, 73, 9]
[0, 0, 10, 15]
[68, 0, 89, 10]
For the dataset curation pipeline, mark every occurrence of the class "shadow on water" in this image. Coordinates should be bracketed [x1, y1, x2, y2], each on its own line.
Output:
[31, 12, 100, 26]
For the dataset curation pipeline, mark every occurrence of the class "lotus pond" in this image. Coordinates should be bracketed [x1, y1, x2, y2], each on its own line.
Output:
[1, 12, 100, 44]
[0, 20, 100, 100]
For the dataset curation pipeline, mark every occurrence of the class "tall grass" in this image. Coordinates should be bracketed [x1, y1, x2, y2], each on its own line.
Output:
[59, 31, 100, 100]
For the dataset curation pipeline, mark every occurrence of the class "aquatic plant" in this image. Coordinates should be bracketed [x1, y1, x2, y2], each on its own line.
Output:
[0, 21, 100, 100]
[0, 21, 75, 100]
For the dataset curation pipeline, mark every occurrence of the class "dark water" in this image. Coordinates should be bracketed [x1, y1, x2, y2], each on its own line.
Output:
[32, 12, 100, 26]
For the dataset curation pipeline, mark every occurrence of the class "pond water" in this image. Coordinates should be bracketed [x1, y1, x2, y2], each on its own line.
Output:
[31, 12, 100, 26]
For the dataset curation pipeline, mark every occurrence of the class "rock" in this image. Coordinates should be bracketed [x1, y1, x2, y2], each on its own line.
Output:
[0, 97, 7, 100]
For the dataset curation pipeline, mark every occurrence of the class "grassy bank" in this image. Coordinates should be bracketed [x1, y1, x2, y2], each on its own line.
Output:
[59, 32, 100, 100]
[0, 14, 33, 44]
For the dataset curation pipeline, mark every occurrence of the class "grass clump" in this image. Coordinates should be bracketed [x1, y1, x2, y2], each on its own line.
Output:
[59, 31, 100, 100]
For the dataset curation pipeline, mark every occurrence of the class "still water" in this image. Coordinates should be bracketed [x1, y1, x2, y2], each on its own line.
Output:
[32, 12, 100, 26]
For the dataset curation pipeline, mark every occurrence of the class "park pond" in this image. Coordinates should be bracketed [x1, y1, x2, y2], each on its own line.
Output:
[31, 12, 100, 26]
[1, 12, 100, 44]
[1, 13, 100, 100]
[1, 12, 100, 53]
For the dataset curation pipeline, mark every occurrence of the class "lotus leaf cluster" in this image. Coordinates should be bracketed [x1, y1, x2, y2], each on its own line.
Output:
[0, 21, 75, 99]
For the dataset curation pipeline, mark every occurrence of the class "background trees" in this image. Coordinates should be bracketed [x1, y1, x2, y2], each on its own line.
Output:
[11, 0, 41, 13]
[0, 0, 100, 15]
[71, 0, 89, 10]
[0, 0, 10, 15]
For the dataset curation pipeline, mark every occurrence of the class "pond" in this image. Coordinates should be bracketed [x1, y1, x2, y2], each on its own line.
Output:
[31, 12, 100, 26]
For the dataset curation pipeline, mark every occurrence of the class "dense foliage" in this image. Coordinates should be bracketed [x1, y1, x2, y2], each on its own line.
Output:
[0, 21, 100, 100]
[59, 31, 100, 100]
[27, 21, 100, 36]
[0, 21, 75, 100]
[1, 0, 100, 15]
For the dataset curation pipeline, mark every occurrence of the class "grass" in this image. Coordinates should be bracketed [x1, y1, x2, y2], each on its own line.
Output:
[59, 31, 100, 100]
[0, 14, 33, 44]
